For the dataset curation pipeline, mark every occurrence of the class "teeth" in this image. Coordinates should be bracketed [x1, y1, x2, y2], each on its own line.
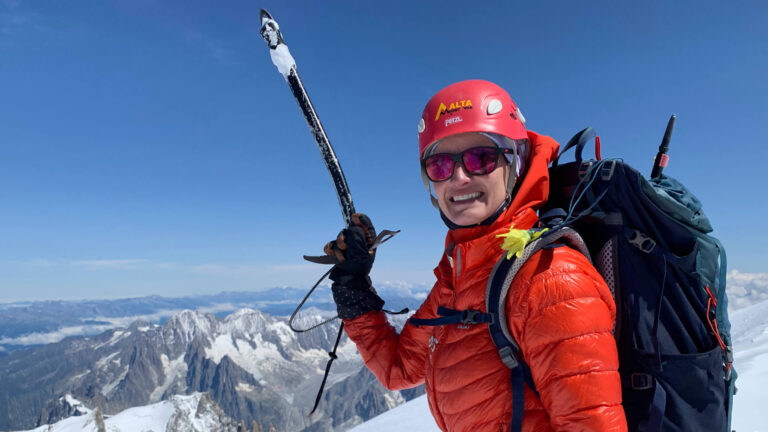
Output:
[452, 192, 481, 202]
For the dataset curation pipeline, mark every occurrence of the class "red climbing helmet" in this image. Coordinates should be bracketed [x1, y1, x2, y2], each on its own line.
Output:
[417, 79, 528, 159]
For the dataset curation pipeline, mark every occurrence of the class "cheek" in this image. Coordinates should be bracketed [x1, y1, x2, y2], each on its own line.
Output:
[488, 167, 509, 196]
[432, 182, 449, 206]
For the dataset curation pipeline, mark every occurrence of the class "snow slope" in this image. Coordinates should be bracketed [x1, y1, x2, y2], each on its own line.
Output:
[349, 394, 439, 432]
[730, 298, 768, 431]
[352, 299, 768, 432]
[17, 393, 237, 432]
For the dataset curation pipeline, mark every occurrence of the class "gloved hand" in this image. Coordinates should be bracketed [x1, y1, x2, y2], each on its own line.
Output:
[324, 213, 384, 319]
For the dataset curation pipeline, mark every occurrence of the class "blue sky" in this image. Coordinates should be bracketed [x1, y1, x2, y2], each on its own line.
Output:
[1, 0, 766, 301]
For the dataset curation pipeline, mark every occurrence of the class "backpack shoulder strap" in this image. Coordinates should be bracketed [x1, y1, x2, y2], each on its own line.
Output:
[486, 226, 590, 365]
[552, 127, 596, 167]
[486, 225, 590, 431]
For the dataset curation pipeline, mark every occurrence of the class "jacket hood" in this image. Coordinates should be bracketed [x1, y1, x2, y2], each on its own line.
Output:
[447, 130, 560, 245]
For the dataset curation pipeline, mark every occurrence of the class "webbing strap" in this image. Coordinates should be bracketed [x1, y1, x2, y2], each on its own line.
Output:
[510, 365, 525, 432]
[309, 322, 344, 416]
[639, 378, 667, 431]
[552, 127, 596, 166]
[408, 306, 494, 327]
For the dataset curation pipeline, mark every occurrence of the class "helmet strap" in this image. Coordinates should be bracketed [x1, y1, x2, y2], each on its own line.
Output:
[421, 169, 441, 209]
[506, 144, 519, 198]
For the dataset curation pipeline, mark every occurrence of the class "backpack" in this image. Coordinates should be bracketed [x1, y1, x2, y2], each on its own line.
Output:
[484, 127, 736, 431]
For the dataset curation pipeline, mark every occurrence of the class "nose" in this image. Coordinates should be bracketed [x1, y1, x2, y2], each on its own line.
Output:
[451, 161, 472, 183]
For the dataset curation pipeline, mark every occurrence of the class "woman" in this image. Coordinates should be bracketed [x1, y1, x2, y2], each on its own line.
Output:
[325, 80, 627, 431]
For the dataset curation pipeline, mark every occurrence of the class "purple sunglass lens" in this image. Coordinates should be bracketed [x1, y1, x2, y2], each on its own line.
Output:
[463, 147, 498, 174]
[425, 154, 455, 181]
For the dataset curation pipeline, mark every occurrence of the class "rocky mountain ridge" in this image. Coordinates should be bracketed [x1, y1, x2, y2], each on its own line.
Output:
[0, 307, 423, 431]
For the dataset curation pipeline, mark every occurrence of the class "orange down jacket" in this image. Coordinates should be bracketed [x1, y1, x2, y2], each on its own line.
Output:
[343, 131, 627, 431]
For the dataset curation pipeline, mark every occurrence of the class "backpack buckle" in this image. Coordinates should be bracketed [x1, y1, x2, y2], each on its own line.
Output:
[725, 345, 734, 364]
[630, 373, 654, 390]
[461, 309, 493, 325]
[498, 346, 519, 369]
[578, 160, 594, 178]
[600, 160, 617, 181]
[629, 230, 656, 253]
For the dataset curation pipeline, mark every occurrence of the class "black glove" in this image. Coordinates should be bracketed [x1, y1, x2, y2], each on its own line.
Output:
[324, 213, 384, 319]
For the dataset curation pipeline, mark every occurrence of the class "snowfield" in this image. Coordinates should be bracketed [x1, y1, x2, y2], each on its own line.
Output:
[18, 393, 235, 432]
[349, 394, 439, 432]
[730, 297, 768, 432]
[23, 396, 177, 432]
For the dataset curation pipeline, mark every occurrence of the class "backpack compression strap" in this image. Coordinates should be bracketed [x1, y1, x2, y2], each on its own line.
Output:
[486, 226, 590, 432]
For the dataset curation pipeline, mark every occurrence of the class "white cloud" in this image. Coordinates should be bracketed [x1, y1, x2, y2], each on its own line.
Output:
[72, 258, 151, 268]
[190, 262, 317, 278]
[190, 263, 260, 276]
[0, 324, 114, 346]
[267, 263, 320, 272]
[0, 303, 253, 346]
[376, 280, 431, 300]
[19, 257, 324, 278]
[18, 258, 177, 271]
[727, 270, 768, 311]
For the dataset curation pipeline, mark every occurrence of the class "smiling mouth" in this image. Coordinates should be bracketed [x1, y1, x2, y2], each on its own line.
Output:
[450, 192, 482, 203]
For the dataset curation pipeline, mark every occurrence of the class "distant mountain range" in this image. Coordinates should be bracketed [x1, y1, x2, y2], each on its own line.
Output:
[2, 270, 763, 356]
[0, 282, 430, 355]
[0, 307, 425, 431]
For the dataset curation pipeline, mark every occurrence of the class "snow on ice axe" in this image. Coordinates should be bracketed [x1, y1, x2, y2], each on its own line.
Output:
[260, 9, 355, 226]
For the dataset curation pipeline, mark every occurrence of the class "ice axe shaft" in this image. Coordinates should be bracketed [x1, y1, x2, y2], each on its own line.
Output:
[260, 9, 355, 226]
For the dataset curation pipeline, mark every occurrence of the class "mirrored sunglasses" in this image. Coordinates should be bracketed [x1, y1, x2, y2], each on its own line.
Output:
[422, 146, 511, 182]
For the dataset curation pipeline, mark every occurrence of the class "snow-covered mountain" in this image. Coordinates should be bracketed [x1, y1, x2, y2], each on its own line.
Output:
[4, 271, 764, 432]
[22, 296, 765, 432]
[350, 297, 768, 431]
[0, 308, 422, 432]
[17, 393, 240, 432]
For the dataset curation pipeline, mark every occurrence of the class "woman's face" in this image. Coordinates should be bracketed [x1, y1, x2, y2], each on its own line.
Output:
[431, 133, 510, 226]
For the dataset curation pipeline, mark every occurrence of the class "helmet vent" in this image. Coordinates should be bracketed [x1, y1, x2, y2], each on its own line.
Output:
[515, 107, 526, 124]
[487, 99, 503, 115]
[417, 118, 426, 133]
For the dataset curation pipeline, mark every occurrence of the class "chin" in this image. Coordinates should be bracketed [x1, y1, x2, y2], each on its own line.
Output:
[445, 209, 489, 226]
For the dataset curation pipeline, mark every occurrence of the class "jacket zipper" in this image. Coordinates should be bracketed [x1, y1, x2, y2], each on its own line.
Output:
[453, 246, 462, 308]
